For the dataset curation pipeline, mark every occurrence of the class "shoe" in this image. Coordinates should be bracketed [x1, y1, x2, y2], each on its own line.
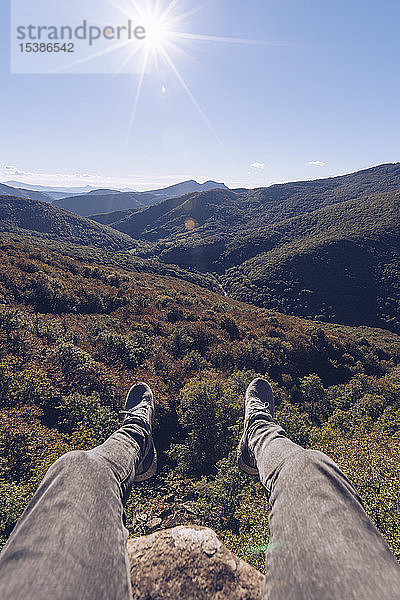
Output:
[237, 378, 274, 476]
[120, 383, 157, 482]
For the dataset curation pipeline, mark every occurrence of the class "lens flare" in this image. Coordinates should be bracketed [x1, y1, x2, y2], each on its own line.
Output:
[64, 1, 279, 141]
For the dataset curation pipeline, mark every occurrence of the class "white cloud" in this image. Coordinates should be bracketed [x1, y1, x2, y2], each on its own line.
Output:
[250, 162, 265, 170]
[1, 165, 105, 186]
[4, 165, 33, 176]
[308, 161, 326, 167]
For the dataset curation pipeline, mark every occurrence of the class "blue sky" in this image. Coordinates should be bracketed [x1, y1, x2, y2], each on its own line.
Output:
[1, 0, 399, 190]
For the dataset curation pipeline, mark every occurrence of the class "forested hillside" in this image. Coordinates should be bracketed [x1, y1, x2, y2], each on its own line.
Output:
[155, 191, 400, 332]
[119, 165, 400, 333]
[0, 196, 137, 251]
[1, 236, 399, 569]
[104, 163, 400, 240]
[2, 165, 399, 332]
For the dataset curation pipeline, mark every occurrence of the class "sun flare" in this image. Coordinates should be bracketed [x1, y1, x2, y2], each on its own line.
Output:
[143, 11, 171, 51]
[87, 0, 272, 141]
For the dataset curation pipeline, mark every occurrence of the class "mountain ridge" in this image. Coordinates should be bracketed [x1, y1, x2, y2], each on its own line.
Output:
[53, 180, 229, 217]
[0, 195, 136, 251]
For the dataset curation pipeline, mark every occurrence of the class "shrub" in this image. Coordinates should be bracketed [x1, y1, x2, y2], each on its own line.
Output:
[29, 272, 75, 313]
[166, 307, 184, 323]
[168, 323, 219, 358]
[97, 331, 153, 368]
[170, 375, 238, 476]
[196, 452, 248, 530]
[232, 339, 268, 373]
[220, 317, 240, 341]
[56, 342, 94, 378]
[0, 481, 27, 548]
[0, 406, 68, 483]
[182, 351, 211, 373]
[300, 374, 331, 424]
[274, 400, 314, 447]
[56, 392, 119, 443]
[0, 356, 59, 412]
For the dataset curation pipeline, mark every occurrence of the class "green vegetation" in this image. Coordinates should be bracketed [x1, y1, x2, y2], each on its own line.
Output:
[0, 237, 399, 569]
[110, 163, 400, 241]
[125, 164, 400, 333]
[2, 164, 400, 333]
[0, 195, 136, 251]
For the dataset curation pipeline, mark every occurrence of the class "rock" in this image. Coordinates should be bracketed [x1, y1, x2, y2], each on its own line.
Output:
[127, 525, 263, 599]
[148, 517, 162, 530]
[136, 513, 148, 522]
[182, 501, 198, 514]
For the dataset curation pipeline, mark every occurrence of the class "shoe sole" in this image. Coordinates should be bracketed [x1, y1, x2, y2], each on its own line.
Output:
[133, 442, 158, 483]
[237, 434, 258, 476]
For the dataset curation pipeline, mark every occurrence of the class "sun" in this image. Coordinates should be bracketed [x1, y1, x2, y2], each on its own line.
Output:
[127, 1, 176, 58]
[142, 11, 171, 52]
[75, 0, 272, 141]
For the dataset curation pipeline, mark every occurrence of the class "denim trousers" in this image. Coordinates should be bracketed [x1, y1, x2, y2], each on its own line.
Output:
[1, 420, 400, 599]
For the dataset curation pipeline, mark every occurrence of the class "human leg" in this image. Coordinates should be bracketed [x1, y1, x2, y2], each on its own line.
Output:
[239, 378, 400, 600]
[0, 383, 156, 600]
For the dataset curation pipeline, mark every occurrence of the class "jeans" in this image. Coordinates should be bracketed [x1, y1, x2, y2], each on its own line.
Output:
[249, 421, 400, 600]
[1, 420, 400, 599]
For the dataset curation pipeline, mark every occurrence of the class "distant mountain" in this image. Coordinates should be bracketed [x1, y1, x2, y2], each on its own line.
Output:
[54, 180, 228, 217]
[5, 181, 95, 193]
[0, 183, 52, 203]
[84, 189, 121, 196]
[148, 179, 228, 198]
[116, 163, 400, 333]
[0, 195, 136, 251]
[3, 182, 97, 200]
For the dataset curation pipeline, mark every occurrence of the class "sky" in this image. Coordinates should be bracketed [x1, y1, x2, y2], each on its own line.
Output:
[1, 0, 399, 191]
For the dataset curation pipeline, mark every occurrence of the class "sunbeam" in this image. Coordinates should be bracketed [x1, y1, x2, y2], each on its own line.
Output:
[159, 45, 222, 145]
[66, 0, 277, 141]
[126, 45, 151, 142]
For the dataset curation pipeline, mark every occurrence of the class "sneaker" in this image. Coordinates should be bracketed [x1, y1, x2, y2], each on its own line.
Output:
[237, 378, 274, 476]
[120, 383, 157, 482]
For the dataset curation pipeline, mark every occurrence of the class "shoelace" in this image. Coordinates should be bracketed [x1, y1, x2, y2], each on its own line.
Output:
[119, 403, 151, 421]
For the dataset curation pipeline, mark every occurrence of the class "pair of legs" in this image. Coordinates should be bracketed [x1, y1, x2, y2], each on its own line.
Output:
[1, 380, 399, 599]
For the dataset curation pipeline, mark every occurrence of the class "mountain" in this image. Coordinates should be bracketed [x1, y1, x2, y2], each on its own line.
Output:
[0, 182, 52, 203]
[84, 188, 121, 195]
[106, 164, 400, 241]
[91, 188, 239, 238]
[4, 183, 136, 201]
[54, 180, 228, 217]
[5, 181, 95, 194]
[4, 181, 97, 199]
[0, 195, 137, 251]
[3, 165, 400, 333]
[218, 190, 400, 331]
[53, 191, 157, 217]
[147, 179, 228, 198]
[108, 164, 400, 333]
